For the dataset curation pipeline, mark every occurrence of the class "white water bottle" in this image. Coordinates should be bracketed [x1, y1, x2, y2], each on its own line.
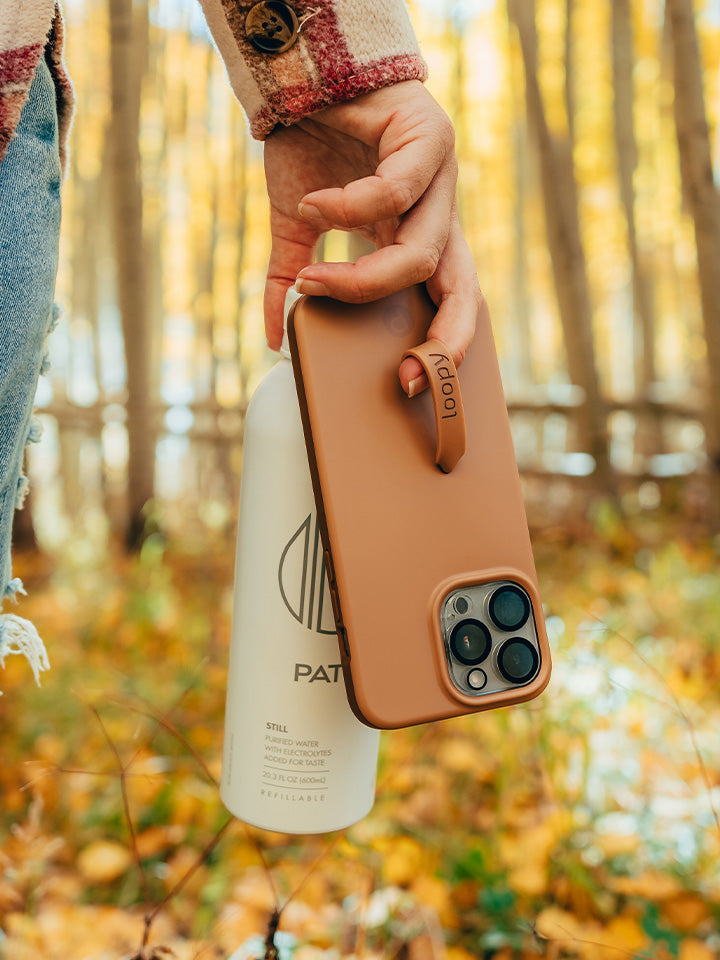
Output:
[221, 294, 380, 833]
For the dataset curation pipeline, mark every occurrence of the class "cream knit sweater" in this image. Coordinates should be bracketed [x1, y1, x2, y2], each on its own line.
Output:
[0, 0, 427, 171]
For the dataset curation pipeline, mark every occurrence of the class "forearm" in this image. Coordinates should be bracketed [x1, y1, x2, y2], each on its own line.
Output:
[197, 0, 427, 139]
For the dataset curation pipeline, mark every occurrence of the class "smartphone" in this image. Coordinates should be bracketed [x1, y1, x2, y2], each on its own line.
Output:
[287, 284, 550, 729]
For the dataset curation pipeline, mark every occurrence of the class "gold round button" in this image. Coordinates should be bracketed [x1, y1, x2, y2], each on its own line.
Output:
[245, 1, 299, 54]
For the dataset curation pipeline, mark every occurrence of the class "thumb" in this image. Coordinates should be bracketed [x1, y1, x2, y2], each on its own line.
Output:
[264, 213, 319, 351]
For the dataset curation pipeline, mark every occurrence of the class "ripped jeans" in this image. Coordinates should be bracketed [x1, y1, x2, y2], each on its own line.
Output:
[0, 56, 61, 682]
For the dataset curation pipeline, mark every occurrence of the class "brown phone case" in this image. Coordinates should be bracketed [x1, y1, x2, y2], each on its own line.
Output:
[287, 285, 550, 729]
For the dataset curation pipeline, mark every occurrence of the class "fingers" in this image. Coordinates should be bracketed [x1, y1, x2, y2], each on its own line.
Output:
[295, 157, 457, 303]
[398, 218, 482, 396]
[297, 124, 453, 232]
[264, 212, 318, 350]
[262, 81, 472, 365]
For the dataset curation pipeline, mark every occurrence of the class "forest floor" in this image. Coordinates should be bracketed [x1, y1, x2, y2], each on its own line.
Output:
[0, 506, 719, 960]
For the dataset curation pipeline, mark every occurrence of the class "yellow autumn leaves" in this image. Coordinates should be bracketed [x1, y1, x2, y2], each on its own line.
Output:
[2, 529, 719, 958]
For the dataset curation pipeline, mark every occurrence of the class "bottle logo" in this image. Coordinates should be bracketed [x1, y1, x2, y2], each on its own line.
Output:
[278, 513, 336, 634]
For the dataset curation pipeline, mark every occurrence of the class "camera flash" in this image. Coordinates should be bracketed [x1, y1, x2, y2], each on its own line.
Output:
[467, 668, 487, 690]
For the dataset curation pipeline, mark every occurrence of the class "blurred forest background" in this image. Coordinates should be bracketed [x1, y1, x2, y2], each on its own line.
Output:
[2, 0, 720, 958]
[14, 0, 720, 549]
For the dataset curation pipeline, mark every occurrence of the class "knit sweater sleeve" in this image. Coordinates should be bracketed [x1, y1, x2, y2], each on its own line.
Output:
[197, 0, 427, 140]
[0, 1, 74, 173]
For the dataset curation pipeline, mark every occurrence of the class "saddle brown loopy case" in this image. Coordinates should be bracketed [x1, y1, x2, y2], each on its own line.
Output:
[287, 285, 551, 729]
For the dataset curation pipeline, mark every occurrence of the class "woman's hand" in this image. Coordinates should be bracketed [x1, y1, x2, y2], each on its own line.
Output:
[263, 79, 482, 394]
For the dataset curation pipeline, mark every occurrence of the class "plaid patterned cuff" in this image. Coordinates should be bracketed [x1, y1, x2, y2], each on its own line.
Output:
[199, 0, 428, 139]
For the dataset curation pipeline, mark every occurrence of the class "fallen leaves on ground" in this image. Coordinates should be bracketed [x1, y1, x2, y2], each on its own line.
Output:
[1, 526, 719, 958]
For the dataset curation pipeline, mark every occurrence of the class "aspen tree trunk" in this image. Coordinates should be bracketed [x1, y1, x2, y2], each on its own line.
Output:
[508, 0, 611, 482]
[232, 112, 251, 407]
[195, 49, 222, 507]
[78, 170, 107, 509]
[195, 45, 220, 406]
[507, 15, 534, 391]
[108, 0, 156, 548]
[611, 0, 659, 458]
[666, 0, 720, 476]
[56, 162, 86, 526]
[510, 122, 534, 389]
[86, 177, 104, 407]
[564, 0, 576, 146]
[444, 2, 468, 221]
[145, 10, 167, 447]
[97, 134, 125, 532]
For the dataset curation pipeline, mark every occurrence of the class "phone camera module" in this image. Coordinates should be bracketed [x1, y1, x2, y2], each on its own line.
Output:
[453, 595, 470, 615]
[497, 637, 539, 684]
[450, 619, 491, 665]
[489, 584, 530, 632]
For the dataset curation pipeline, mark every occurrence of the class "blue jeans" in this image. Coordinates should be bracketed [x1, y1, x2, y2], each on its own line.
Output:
[0, 56, 61, 680]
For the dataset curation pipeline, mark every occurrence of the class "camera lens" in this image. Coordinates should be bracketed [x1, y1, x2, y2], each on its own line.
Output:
[450, 619, 491, 665]
[489, 584, 530, 631]
[454, 595, 470, 615]
[497, 638, 539, 684]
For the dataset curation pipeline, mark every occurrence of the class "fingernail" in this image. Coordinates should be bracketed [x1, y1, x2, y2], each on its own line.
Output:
[295, 277, 329, 297]
[407, 377, 424, 398]
[297, 201, 323, 224]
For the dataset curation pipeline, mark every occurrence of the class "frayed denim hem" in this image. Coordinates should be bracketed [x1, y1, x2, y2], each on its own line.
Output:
[0, 611, 51, 688]
[0, 302, 60, 690]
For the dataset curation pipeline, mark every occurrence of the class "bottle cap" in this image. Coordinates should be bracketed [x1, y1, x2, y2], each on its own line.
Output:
[281, 286, 302, 360]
